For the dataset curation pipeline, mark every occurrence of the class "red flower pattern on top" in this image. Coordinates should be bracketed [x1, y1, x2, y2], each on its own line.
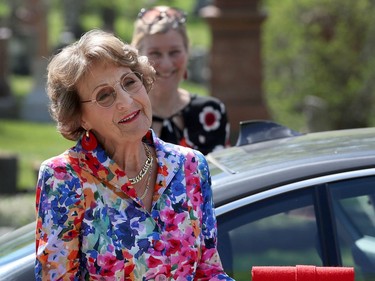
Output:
[199, 106, 221, 132]
[35, 130, 233, 280]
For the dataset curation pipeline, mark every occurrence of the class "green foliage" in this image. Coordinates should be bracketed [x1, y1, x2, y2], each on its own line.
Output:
[181, 80, 208, 96]
[9, 75, 33, 98]
[263, 0, 375, 131]
[0, 2, 10, 19]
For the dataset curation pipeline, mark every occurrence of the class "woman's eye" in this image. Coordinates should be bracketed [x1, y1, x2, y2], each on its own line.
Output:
[148, 52, 161, 59]
[123, 78, 136, 88]
[170, 50, 181, 56]
[170, 47, 185, 56]
[96, 89, 113, 102]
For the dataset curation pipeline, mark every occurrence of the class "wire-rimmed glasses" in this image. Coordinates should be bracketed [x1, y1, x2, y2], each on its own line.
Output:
[80, 72, 144, 108]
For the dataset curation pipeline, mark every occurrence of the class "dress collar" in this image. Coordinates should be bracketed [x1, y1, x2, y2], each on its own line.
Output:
[74, 129, 183, 200]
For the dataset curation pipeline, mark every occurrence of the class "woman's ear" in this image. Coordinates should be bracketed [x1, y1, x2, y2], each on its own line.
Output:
[81, 119, 89, 131]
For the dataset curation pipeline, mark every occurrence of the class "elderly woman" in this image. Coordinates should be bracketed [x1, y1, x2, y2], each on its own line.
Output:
[35, 29, 233, 280]
[132, 6, 230, 155]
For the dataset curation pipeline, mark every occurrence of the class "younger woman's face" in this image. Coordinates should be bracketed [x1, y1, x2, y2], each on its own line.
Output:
[140, 29, 188, 94]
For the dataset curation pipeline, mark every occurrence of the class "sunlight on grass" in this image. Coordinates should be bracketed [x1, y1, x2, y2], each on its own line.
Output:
[0, 120, 73, 191]
[9, 75, 33, 99]
[0, 193, 35, 228]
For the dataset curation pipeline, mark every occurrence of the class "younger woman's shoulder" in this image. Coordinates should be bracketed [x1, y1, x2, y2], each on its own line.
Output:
[189, 93, 225, 108]
[182, 94, 227, 119]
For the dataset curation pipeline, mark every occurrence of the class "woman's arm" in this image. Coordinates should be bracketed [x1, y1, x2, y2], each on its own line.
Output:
[35, 157, 84, 280]
[194, 153, 234, 280]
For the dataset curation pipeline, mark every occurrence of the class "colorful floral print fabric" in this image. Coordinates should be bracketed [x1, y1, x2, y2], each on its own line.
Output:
[35, 130, 233, 280]
[152, 94, 230, 155]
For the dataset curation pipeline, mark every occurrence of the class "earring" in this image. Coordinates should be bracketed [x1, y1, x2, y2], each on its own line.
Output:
[183, 70, 188, 80]
[81, 130, 98, 151]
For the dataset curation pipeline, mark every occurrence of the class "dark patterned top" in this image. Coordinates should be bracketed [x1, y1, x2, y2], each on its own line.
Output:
[153, 94, 230, 155]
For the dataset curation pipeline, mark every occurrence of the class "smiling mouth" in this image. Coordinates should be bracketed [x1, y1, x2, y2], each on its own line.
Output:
[157, 71, 175, 78]
[118, 110, 140, 124]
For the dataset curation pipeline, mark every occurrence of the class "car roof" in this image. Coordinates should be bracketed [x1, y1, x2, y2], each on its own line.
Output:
[207, 127, 375, 207]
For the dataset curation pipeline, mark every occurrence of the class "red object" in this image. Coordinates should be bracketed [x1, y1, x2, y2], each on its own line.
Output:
[252, 265, 355, 281]
[296, 265, 316, 281]
[252, 266, 295, 281]
[81, 131, 98, 151]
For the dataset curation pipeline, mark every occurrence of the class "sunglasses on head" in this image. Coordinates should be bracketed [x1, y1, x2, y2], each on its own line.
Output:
[137, 7, 187, 26]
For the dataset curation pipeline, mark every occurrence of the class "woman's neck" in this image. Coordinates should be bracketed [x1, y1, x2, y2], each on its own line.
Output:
[104, 139, 147, 174]
[150, 88, 190, 118]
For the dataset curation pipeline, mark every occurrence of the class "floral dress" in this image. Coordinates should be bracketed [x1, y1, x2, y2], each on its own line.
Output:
[35, 129, 233, 281]
[152, 94, 230, 155]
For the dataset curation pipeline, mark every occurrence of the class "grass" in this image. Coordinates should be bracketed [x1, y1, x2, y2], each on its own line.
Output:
[0, 193, 36, 229]
[0, 120, 73, 191]
[0, 120, 73, 230]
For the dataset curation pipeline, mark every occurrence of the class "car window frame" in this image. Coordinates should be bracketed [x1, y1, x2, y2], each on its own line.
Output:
[215, 168, 375, 279]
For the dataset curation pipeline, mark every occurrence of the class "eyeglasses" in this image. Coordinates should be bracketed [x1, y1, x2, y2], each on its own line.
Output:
[81, 72, 144, 108]
[137, 7, 187, 27]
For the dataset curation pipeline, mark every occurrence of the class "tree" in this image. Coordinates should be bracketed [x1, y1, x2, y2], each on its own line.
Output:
[263, 0, 375, 131]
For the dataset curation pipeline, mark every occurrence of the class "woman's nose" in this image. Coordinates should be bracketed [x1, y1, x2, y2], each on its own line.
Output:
[115, 86, 133, 108]
[156, 55, 173, 69]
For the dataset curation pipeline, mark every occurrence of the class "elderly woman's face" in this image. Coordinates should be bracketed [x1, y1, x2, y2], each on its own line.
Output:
[78, 62, 152, 143]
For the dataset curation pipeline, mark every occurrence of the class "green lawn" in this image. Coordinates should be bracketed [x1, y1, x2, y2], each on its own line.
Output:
[0, 120, 72, 228]
[0, 120, 73, 191]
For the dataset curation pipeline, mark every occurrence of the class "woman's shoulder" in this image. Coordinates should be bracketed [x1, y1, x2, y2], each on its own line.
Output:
[40, 145, 79, 171]
[181, 93, 227, 117]
[188, 93, 225, 108]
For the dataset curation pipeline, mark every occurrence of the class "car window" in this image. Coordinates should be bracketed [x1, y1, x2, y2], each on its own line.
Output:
[0, 222, 35, 265]
[217, 189, 322, 281]
[329, 176, 375, 281]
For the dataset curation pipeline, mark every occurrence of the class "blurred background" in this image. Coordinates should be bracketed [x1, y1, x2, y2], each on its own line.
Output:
[1, 0, 375, 231]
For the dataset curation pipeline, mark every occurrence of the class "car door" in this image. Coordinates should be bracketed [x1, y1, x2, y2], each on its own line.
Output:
[216, 174, 375, 281]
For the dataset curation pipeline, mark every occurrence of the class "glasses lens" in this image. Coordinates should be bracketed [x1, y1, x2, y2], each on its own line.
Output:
[93, 72, 143, 108]
[121, 72, 143, 94]
[96, 90, 116, 107]
[139, 7, 186, 25]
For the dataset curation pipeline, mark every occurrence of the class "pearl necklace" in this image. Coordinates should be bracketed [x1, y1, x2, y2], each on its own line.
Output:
[129, 143, 153, 185]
